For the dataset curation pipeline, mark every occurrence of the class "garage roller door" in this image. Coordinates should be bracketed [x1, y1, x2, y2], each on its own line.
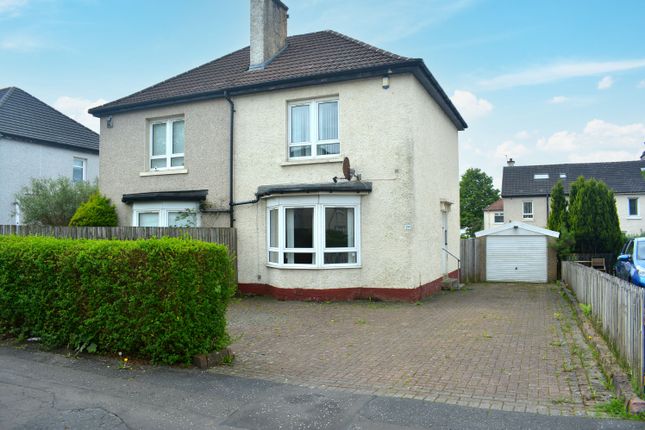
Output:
[486, 235, 547, 283]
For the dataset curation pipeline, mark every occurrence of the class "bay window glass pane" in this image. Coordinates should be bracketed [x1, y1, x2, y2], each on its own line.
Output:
[152, 123, 166, 156]
[284, 252, 315, 265]
[318, 101, 338, 140]
[138, 212, 159, 227]
[289, 145, 311, 158]
[325, 207, 354, 248]
[172, 120, 185, 154]
[168, 211, 196, 227]
[285, 207, 313, 249]
[170, 156, 184, 167]
[151, 158, 166, 169]
[317, 143, 340, 156]
[290, 105, 310, 144]
[324, 252, 357, 264]
[269, 208, 278, 248]
[268, 251, 279, 263]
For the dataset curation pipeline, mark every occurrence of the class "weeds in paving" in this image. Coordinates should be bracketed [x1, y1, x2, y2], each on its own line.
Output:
[562, 362, 577, 372]
[355, 319, 367, 325]
[482, 331, 493, 339]
[595, 398, 645, 421]
[550, 340, 564, 347]
[551, 397, 575, 405]
[579, 303, 592, 318]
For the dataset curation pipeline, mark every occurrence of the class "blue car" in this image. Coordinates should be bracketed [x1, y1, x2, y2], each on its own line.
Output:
[614, 238, 645, 287]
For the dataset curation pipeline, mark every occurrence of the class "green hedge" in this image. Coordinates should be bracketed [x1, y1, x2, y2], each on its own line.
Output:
[0, 235, 235, 364]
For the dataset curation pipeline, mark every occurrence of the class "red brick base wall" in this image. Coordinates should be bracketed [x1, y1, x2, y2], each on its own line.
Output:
[237, 269, 459, 302]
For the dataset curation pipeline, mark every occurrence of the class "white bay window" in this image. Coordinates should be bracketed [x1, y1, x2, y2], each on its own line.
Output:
[267, 195, 360, 268]
[288, 99, 339, 159]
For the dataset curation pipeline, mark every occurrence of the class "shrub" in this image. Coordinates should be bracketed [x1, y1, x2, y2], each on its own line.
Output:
[69, 193, 118, 226]
[14, 176, 97, 226]
[0, 236, 235, 364]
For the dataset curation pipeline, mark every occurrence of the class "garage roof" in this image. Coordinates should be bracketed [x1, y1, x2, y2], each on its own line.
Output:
[475, 221, 559, 238]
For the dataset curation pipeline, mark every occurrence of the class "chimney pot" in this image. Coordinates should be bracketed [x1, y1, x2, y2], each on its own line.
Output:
[507, 158, 516, 167]
[249, 0, 288, 70]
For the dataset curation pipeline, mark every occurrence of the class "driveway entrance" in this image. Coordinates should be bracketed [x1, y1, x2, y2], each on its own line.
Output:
[213, 283, 611, 416]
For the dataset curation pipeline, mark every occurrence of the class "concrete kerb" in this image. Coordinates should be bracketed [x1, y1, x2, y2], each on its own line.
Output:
[558, 281, 645, 415]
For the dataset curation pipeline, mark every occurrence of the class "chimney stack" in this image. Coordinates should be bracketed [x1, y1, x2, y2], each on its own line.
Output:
[507, 158, 516, 167]
[249, 0, 288, 70]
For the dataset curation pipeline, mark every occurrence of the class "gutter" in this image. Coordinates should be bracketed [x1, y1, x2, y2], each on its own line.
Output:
[225, 91, 235, 227]
[88, 61, 467, 131]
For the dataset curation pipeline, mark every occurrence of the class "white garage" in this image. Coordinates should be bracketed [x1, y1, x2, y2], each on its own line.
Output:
[475, 222, 560, 283]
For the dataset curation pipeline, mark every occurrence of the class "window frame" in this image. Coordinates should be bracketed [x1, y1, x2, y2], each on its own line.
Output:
[522, 201, 534, 220]
[132, 201, 200, 227]
[628, 197, 640, 218]
[72, 157, 87, 182]
[149, 117, 185, 171]
[493, 212, 504, 224]
[287, 98, 340, 160]
[266, 195, 361, 269]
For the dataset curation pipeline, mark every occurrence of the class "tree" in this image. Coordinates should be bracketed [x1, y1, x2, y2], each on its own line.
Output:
[69, 193, 118, 227]
[15, 177, 97, 226]
[547, 180, 568, 232]
[568, 177, 622, 254]
[460, 168, 500, 237]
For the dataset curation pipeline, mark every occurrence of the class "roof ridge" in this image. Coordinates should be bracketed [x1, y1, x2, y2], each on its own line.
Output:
[0, 86, 16, 109]
[505, 159, 644, 169]
[323, 30, 411, 61]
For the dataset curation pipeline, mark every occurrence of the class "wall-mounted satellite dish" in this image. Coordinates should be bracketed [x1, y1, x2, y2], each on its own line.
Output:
[342, 157, 355, 181]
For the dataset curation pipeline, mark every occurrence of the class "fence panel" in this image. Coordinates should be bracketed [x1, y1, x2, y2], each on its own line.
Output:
[0, 225, 237, 257]
[562, 261, 645, 393]
[460, 238, 484, 283]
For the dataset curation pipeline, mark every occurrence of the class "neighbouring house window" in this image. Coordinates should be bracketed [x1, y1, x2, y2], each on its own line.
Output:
[288, 99, 339, 159]
[73, 157, 86, 182]
[494, 212, 504, 223]
[628, 198, 639, 217]
[132, 201, 199, 227]
[522, 201, 533, 220]
[267, 195, 360, 268]
[150, 118, 185, 170]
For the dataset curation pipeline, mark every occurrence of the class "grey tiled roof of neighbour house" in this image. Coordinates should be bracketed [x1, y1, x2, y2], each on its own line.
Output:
[0, 87, 99, 153]
[89, 30, 467, 131]
[502, 160, 645, 197]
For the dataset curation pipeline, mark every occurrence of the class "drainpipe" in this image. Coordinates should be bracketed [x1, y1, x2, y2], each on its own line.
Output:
[225, 91, 235, 227]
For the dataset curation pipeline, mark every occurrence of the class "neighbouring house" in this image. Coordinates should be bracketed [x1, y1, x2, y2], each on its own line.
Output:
[0, 87, 99, 225]
[483, 198, 504, 230]
[89, 0, 467, 301]
[500, 157, 645, 235]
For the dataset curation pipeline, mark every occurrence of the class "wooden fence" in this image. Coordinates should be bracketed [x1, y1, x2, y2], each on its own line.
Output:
[562, 261, 645, 392]
[460, 237, 485, 283]
[0, 225, 237, 257]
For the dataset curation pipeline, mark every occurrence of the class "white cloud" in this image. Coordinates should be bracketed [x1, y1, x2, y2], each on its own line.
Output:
[597, 75, 613, 90]
[535, 119, 645, 161]
[638, 80, 645, 89]
[514, 130, 531, 140]
[449, 90, 493, 121]
[0, 0, 28, 16]
[494, 140, 530, 159]
[53, 96, 106, 133]
[548, 96, 568, 104]
[0, 34, 40, 51]
[479, 59, 645, 90]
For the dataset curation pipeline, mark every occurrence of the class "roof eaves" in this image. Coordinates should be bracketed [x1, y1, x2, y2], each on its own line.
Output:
[0, 132, 99, 154]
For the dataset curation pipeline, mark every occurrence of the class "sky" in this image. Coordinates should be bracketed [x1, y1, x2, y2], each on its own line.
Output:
[1, 0, 644, 188]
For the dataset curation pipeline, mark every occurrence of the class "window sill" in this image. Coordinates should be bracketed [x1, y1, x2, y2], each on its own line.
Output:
[266, 263, 362, 270]
[522, 218, 534, 222]
[281, 157, 343, 167]
[627, 216, 642, 220]
[139, 168, 188, 177]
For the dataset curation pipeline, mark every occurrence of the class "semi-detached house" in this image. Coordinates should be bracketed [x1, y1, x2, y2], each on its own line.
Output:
[90, 0, 467, 301]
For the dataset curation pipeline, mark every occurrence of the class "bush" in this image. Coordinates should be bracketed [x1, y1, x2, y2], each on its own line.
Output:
[0, 236, 235, 364]
[69, 193, 118, 226]
[15, 177, 97, 226]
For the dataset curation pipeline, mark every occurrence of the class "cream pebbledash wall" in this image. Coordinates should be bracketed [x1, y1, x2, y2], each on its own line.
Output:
[502, 197, 548, 227]
[614, 194, 645, 236]
[99, 73, 460, 291]
[483, 210, 504, 230]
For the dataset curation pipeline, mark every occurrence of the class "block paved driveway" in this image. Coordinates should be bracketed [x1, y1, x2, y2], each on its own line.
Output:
[211, 283, 612, 416]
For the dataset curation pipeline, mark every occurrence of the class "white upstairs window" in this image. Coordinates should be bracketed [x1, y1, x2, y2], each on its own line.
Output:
[73, 157, 86, 182]
[150, 118, 185, 170]
[288, 99, 339, 159]
[522, 201, 534, 220]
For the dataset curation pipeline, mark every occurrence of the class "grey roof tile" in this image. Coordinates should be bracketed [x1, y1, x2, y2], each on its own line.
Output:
[502, 160, 645, 197]
[0, 87, 99, 152]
